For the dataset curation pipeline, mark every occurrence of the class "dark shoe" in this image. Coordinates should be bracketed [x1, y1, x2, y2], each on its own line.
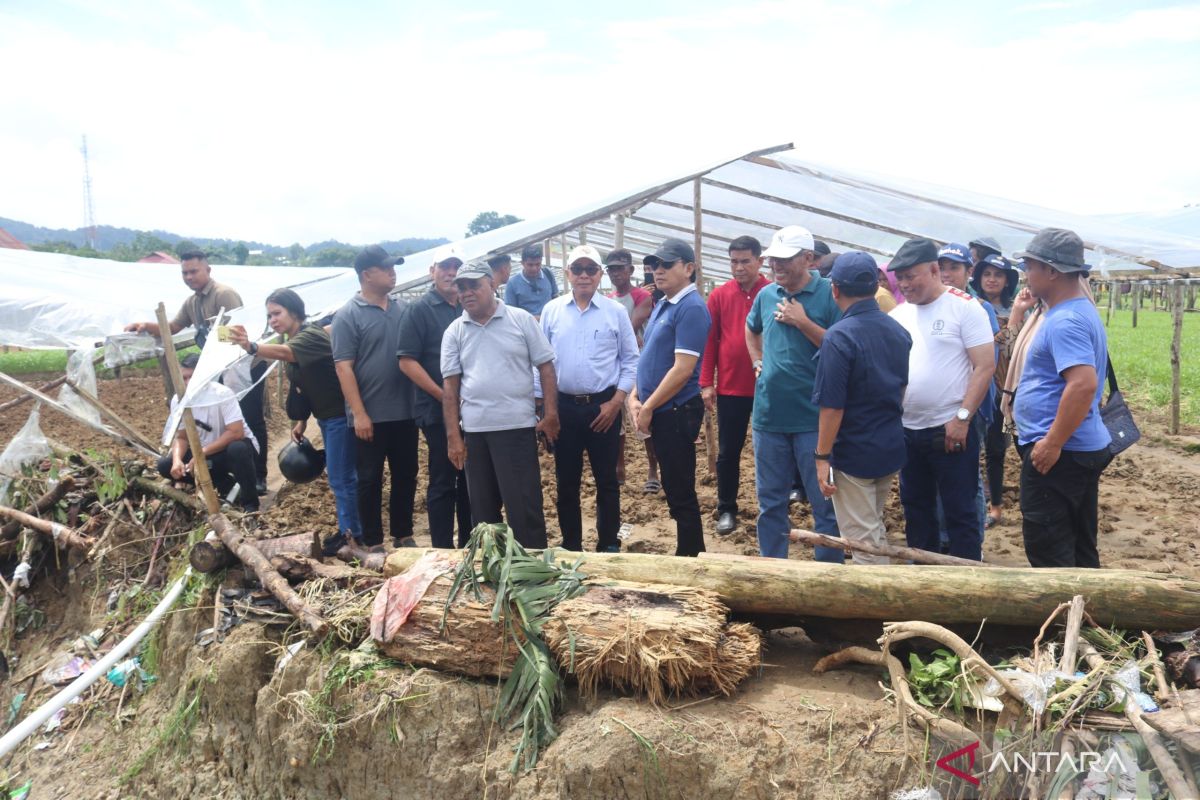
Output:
[256, 480, 268, 496]
[321, 533, 347, 557]
[788, 489, 802, 504]
[716, 512, 736, 535]
[600, 544, 621, 553]
[395, 536, 418, 548]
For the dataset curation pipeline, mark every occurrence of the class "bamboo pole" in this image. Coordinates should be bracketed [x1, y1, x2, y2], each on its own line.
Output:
[1170, 282, 1184, 435]
[0, 377, 67, 414]
[63, 379, 161, 454]
[208, 514, 327, 636]
[788, 529, 990, 567]
[692, 177, 704, 292]
[383, 549, 1200, 631]
[614, 214, 625, 249]
[155, 303, 221, 515]
[0, 476, 74, 541]
[0, 372, 159, 460]
[0, 505, 94, 552]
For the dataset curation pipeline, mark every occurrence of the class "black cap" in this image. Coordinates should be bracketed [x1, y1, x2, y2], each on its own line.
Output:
[1014, 228, 1087, 273]
[605, 248, 633, 267]
[520, 243, 543, 261]
[887, 238, 939, 272]
[813, 240, 832, 257]
[486, 253, 512, 269]
[643, 238, 696, 268]
[968, 236, 1003, 260]
[353, 244, 403, 274]
[180, 353, 200, 369]
[829, 251, 880, 290]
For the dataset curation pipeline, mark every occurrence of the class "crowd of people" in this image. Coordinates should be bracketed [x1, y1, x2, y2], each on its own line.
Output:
[131, 222, 1115, 569]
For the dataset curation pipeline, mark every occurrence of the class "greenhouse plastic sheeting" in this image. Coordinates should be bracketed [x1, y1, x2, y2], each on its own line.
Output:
[0, 250, 354, 349]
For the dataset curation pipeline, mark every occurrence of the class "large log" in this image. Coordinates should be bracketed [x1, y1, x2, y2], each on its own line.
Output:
[383, 549, 1200, 631]
[190, 531, 319, 574]
[208, 514, 327, 636]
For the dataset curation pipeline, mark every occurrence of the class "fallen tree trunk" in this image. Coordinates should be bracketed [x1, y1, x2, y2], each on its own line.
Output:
[788, 529, 991, 567]
[0, 504, 94, 552]
[383, 549, 1200, 631]
[0, 476, 74, 541]
[190, 531, 319, 574]
[131, 476, 205, 512]
[208, 514, 327, 636]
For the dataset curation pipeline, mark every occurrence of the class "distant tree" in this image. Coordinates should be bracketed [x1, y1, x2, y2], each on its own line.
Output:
[31, 240, 105, 259]
[309, 246, 359, 267]
[245, 253, 277, 266]
[233, 242, 249, 265]
[466, 211, 522, 237]
[288, 243, 305, 264]
[174, 239, 200, 258]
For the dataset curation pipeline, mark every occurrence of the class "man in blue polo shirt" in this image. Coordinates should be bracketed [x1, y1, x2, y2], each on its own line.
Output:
[812, 253, 912, 564]
[505, 242, 559, 318]
[628, 238, 711, 557]
[746, 225, 842, 560]
[1013, 228, 1111, 568]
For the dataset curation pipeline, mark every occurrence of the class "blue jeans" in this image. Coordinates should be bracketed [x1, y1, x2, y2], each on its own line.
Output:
[752, 429, 841, 561]
[900, 424, 981, 561]
[318, 415, 361, 539]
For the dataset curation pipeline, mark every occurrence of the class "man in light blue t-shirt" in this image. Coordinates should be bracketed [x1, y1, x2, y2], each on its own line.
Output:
[504, 242, 559, 317]
[1013, 228, 1111, 568]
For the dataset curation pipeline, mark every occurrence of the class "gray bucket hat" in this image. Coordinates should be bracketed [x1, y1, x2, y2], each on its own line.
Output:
[1014, 228, 1087, 273]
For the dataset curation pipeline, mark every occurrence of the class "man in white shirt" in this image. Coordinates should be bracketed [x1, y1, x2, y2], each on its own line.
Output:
[888, 238, 995, 560]
[157, 353, 261, 513]
[540, 245, 639, 552]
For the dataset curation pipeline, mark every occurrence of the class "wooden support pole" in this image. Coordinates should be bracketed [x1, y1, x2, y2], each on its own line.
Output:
[1106, 279, 1116, 326]
[614, 214, 625, 249]
[1189, 283, 1196, 310]
[208, 513, 328, 636]
[0, 505, 94, 552]
[560, 233, 568, 273]
[0, 377, 67, 414]
[692, 177, 704, 293]
[155, 303, 221, 515]
[788, 529, 991, 567]
[1170, 282, 1184, 435]
[578, 224, 587, 245]
[64, 379, 161, 454]
[0, 372, 159, 459]
[1131, 282, 1140, 328]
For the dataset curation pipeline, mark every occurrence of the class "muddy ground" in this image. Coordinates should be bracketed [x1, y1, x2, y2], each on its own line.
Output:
[0, 373, 1197, 799]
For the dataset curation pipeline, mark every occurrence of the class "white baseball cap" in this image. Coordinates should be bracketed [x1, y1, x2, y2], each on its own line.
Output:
[761, 225, 816, 259]
[567, 244, 603, 267]
[431, 244, 465, 267]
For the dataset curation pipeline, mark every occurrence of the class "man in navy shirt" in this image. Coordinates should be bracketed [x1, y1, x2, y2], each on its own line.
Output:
[628, 238, 711, 557]
[1013, 228, 1111, 568]
[505, 243, 559, 317]
[812, 253, 912, 564]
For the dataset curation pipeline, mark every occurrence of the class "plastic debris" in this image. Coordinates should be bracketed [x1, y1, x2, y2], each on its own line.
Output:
[57, 349, 101, 426]
[41, 655, 91, 686]
[106, 656, 155, 688]
[275, 640, 305, 673]
[0, 406, 51, 503]
[42, 708, 66, 732]
[1112, 660, 1159, 712]
[6, 693, 25, 727]
[11, 562, 31, 590]
[9, 779, 32, 800]
[890, 789, 943, 800]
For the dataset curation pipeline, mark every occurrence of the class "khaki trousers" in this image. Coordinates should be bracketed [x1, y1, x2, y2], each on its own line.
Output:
[830, 469, 897, 565]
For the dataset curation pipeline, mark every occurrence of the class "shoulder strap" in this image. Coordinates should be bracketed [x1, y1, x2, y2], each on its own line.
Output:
[1105, 354, 1119, 396]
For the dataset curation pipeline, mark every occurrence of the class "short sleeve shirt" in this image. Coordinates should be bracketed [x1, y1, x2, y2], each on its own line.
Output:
[608, 287, 653, 341]
[284, 324, 344, 420]
[889, 288, 994, 430]
[812, 299, 912, 478]
[636, 284, 711, 412]
[440, 301, 555, 433]
[170, 280, 243, 332]
[746, 273, 841, 433]
[505, 268, 559, 316]
[1015, 296, 1110, 451]
[331, 293, 415, 424]
[396, 287, 462, 428]
[166, 383, 259, 454]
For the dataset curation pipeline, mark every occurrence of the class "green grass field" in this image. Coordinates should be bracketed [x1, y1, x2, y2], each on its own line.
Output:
[0, 347, 195, 379]
[1105, 308, 1199, 428]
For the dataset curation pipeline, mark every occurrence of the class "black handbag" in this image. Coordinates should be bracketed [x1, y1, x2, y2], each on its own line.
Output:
[284, 379, 312, 422]
[1101, 356, 1139, 456]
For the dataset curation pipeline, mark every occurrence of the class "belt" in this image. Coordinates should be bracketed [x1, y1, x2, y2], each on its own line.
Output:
[558, 386, 617, 405]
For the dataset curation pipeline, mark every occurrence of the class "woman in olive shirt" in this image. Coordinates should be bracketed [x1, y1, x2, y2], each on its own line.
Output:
[230, 289, 361, 550]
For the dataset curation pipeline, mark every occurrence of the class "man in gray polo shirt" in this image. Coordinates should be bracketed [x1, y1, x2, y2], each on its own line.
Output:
[441, 262, 559, 548]
[332, 245, 420, 549]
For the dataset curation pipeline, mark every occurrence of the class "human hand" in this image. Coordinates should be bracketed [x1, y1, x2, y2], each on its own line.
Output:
[170, 458, 187, 480]
[1030, 438, 1062, 475]
[447, 434, 466, 470]
[228, 325, 250, 350]
[817, 462, 837, 498]
[635, 404, 653, 436]
[701, 386, 715, 413]
[537, 412, 560, 444]
[353, 412, 373, 442]
[774, 298, 809, 328]
[944, 418, 969, 453]
[1012, 287, 1035, 317]
[291, 420, 306, 444]
[590, 398, 623, 434]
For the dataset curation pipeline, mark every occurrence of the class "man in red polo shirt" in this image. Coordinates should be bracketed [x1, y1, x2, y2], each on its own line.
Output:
[700, 235, 770, 535]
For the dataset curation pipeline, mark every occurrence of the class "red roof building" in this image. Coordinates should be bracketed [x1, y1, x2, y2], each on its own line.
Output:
[138, 251, 181, 264]
[0, 228, 30, 250]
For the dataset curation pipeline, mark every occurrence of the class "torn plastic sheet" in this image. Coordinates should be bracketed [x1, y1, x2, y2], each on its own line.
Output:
[56, 349, 101, 426]
[0, 405, 51, 503]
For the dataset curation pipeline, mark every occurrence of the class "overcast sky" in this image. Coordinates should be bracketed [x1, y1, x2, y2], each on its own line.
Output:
[1, 0, 1197, 247]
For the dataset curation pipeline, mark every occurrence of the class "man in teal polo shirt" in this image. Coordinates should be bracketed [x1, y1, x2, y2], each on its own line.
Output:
[746, 225, 842, 560]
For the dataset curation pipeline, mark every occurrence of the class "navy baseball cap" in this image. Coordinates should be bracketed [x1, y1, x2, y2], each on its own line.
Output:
[829, 252, 880, 291]
[354, 244, 404, 274]
[888, 238, 939, 272]
[937, 243, 972, 265]
[644, 238, 696, 268]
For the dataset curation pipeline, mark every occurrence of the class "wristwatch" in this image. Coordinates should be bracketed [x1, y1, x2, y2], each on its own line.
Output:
[955, 407, 970, 422]
[753, 359, 763, 372]
[248, 342, 259, 356]
[813, 452, 831, 461]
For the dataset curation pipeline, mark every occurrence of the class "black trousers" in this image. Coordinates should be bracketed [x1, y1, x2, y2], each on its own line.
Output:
[716, 394, 754, 516]
[555, 390, 622, 552]
[356, 419, 419, 546]
[983, 396, 1007, 505]
[237, 361, 269, 482]
[464, 427, 547, 549]
[421, 423, 472, 549]
[1018, 444, 1111, 568]
[157, 440, 259, 512]
[650, 397, 706, 557]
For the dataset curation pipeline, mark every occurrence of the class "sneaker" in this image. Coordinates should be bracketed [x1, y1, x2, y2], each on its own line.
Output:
[716, 512, 736, 535]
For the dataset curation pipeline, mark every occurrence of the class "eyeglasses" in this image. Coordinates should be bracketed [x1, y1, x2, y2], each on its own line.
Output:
[569, 264, 600, 276]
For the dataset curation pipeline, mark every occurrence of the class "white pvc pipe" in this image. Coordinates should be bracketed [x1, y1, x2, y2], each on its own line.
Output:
[0, 567, 192, 760]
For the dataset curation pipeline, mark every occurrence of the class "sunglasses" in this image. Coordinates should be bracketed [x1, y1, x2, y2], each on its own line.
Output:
[455, 278, 483, 291]
[569, 264, 600, 276]
[651, 259, 680, 271]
